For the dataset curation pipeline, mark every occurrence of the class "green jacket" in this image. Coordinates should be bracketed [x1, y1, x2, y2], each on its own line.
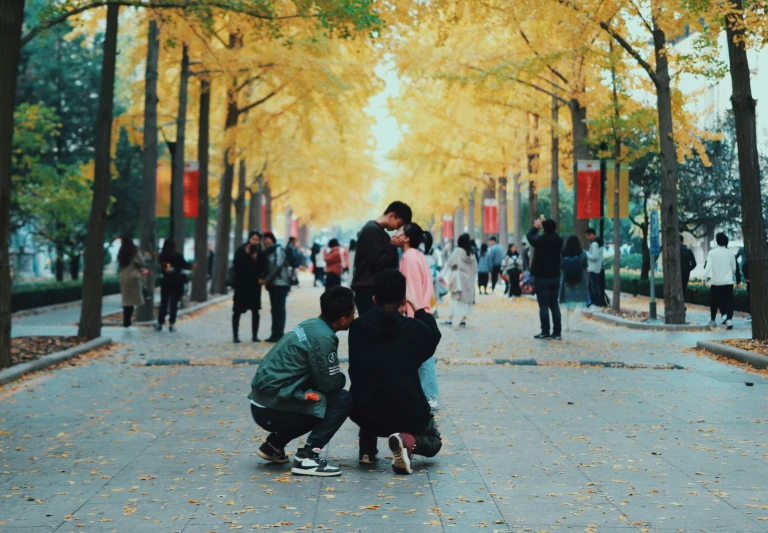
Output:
[249, 317, 345, 418]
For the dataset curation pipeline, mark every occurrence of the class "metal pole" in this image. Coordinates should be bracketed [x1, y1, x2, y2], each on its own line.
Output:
[650, 255, 657, 320]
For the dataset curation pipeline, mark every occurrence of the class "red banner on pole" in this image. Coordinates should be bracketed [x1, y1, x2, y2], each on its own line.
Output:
[183, 162, 199, 218]
[290, 216, 298, 238]
[577, 160, 601, 219]
[483, 199, 498, 234]
[261, 197, 268, 230]
[442, 215, 454, 241]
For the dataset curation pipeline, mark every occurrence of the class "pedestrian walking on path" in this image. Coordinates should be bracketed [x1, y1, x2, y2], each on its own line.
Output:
[249, 286, 356, 477]
[477, 243, 491, 295]
[261, 231, 292, 342]
[528, 219, 563, 340]
[585, 228, 604, 308]
[501, 244, 522, 298]
[312, 242, 326, 287]
[351, 201, 412, 315]
[398, 222, 440, 410]
[441, 233, 477, 327]
[349, 270, 442, 474]
[680, 235, 697, 293]
[559, 235, 588, 332]
[155, 239, 190, 332]
[232, 231, 264, 343]
[703, 232, 741, 330]
[117, 236, 146, 329]
[323, 239, 343, 290]
[487, 236, 504, 294]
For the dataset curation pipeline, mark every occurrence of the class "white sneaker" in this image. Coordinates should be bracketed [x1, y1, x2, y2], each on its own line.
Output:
[726, 319, 733, 330]
[291, 447, 341, 477]
[427, 397, 439, 411]
[746, 316, 752, 322]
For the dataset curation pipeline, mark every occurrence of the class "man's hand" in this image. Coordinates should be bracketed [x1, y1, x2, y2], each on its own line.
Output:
[533, 218, 542, 230]
[259, 280, 266, 286]
[391, 233, 406, 247]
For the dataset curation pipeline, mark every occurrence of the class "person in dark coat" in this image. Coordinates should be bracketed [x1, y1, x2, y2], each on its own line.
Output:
[232, 231, 264, 343]
[155, 239, 190, 332]
[527, 219, 564, 340]
[680, 235, 697, 293]
[348, 269, 442, 474]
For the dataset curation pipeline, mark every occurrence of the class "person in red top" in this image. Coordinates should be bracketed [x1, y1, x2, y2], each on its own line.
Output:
[323, 239, 343, 290]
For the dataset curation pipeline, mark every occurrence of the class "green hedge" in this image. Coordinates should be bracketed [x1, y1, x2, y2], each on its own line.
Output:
[603, 253, 644, 271]
[605, 272, 749, 312]
[12, 276, 121, 312]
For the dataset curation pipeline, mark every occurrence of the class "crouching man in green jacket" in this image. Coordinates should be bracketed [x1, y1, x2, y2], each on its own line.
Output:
[249, 286, 355, 476]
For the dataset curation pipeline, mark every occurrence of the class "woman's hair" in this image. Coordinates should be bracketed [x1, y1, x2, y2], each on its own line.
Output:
[328, 238, 339, 248]
[457, 233, 472, 256]
[402, 223, 433, 254]
[160, 239, 176, 262]
[562, 235, 582, 257]
[117, 236, 137, 268]
[349, 239, 357, 251]
[248, 230, 261, 241]
[507, 243, 517, 256]
[480, 243, 488, 256]
[262, 231, 276, 244]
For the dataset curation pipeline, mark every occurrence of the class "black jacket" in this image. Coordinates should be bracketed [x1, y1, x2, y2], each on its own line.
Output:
[233, 243, 263, 306]
[526, 227, 564, 279]
[680, 245, 697, 275]
[159, 252, 190, 294]
[351, 220, 399, 291]
[348, 307, 442, 434]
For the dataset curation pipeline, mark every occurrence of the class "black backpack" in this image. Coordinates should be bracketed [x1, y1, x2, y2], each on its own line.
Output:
[562, 255, 582, 285]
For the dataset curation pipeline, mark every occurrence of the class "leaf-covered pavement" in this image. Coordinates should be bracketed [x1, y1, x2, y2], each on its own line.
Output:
[1, 286, 767, 532]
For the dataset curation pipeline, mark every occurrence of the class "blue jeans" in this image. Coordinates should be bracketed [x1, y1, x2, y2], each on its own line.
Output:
[535, 277, 562, 336]
[419, 357, 440, 399]
[588, 272, 602, 307]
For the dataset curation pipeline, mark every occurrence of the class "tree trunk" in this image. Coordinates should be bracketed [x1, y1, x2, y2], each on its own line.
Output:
[171, 43, 189, 250]
[0, 0, 25, 368]
[78, 4, 119, 338]
[191, 77, 210, 303]
[640, 223, 650, 280]
[550, 96, 560, 223]
[69, 254, 80, 281]
[527, 181, 538, 226]
[284, 205, 292, 241]
[251, 180, 262, 233]
[611, 45, 621, 312]
[233, 159, 246, 250]
[569, 99, 589, 246]
[498, 176, 508, 250]
[264, 182, 273, 231]
[512, 171, 522, 251]
[137, 18, 159, 321]
[467, 188, 476, 239]
[725, 0, 768, 339]
[454, 201, 464, 242]
[652, 22, 685, 324]
[55, 248, 65, 282]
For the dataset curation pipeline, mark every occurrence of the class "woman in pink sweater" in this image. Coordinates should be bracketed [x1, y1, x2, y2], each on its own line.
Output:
[399, 223, 440, 410]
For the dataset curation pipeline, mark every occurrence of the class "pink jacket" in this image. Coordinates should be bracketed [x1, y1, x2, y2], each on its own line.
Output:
[399, 248, 434, 317]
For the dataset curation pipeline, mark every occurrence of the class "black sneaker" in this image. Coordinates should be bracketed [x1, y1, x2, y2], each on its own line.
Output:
[252, 336, 261, 342]
[534, 333, 551, 340]
[256, 441, 289, 464]
[154, 323, 162, 332]
[551, 334, 562, 340]
[291, 447, 342, 477]
[169, 324, 175, 332]
[233, 336, 241, 344]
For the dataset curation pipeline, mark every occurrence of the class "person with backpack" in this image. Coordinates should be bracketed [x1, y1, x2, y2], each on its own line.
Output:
[501, 243, 522, 298]
[260, 232, 293, 342]
[477, 243, 491, 295]
[286, 237, 302, 287]
[680, 235, 697, 293]
[559, 235, 588, 332]
[155, 239, 190, 332]
[527, 219, 564, 340]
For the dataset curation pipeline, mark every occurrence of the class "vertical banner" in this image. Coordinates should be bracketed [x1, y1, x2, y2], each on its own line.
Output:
[606, 161, 629, 218]
[290, 215, 299, 238]
[483, 199, 498, 234]
[576, 160, 601, 219]
[261, 196, 268, 231]
[183, 161, 199, 218]
[442, 215, 454, 241]
[650, 210, 661, 256]
[155, 162, 171, 217]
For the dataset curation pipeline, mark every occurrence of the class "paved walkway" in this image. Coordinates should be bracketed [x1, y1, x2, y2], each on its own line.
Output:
[2, 283, 767, 532]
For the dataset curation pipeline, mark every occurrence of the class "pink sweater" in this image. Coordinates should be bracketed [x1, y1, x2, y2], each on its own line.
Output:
[399, 248, 434, 317]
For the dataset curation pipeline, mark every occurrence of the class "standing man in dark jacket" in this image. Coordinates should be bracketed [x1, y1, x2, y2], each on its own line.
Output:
[527, 219, 564, 340]
[680, 235, 697, 293]
[349, 269, 442, 474]
[351, 201, 412, 315]
[249, 286, 356, 476]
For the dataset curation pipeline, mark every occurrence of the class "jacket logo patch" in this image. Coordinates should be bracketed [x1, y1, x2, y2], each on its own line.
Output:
[327, 351, 338, 365]
[293, 326, 307, 342]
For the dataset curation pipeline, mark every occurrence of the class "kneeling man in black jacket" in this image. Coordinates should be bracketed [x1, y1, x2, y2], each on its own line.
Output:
[348, 269, 443, 474]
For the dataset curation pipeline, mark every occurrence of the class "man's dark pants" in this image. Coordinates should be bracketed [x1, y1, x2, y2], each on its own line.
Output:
[710, 284, 734, 321]
[535, 277, 562, 336]
[267, 286, 290, 338]
[587, 272, 602, 307]
[356, 416, 442, 458]
[490, 266, 501, 291]
[682, 271, 691, 293]
[251, 389, 352, 450]
[354, 289, 375, 316]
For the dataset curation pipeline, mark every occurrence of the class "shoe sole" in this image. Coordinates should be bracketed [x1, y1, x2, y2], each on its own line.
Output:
[256, 449, 289, 464]
[388, 434, 413, 475]
[359, 456, 377, 465]
[290, 467, 341, 477]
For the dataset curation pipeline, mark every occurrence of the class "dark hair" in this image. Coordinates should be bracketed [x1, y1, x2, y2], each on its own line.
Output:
[248, 230, 262, 241]
[320, 286, 355, 322]
[457, 233, 472, 256]
[117, 237, 137, 268]
[507, 244, 517, 256]
[489, 236, 497, 243]
[562, 235, 582, 257]
[543, 219, 557, 234]
[716, 232, 729, 246]
[328, 238, 340, 248]
[373, 269, 406, 306]
[160, 239, 175, 263]
[480, 243, 488, 256]
[349, 239, 357, 251]
[288, 236, 297, 244]
[585, 227, 597, 236]
[263, 231, 276, 244]
[402, 223, 433, 254]
[384, 201, 412, 225]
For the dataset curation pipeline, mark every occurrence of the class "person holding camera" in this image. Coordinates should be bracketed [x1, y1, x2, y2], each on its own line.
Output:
[232, 231, 264, 343]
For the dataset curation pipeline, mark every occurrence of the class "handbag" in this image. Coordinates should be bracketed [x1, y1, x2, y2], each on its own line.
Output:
[226, 265, 236, 287]
[446, 268, 462, 293]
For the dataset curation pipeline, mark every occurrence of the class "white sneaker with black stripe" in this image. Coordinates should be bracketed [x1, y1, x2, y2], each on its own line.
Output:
[291, 447, 342, 477]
